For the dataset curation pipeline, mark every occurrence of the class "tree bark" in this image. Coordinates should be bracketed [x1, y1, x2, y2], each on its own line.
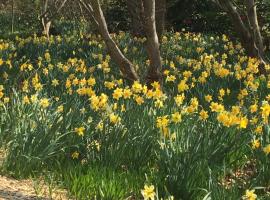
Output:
[42, 18, 51, 38]
[40, 0, 68, 38]
[225, 0, 257, 56]
[127, 0, 166, 39]
[142, 0, 162, 85]
[216, 0, 268, 73]
[41, 0, 51, 38]
[80, 0, 139, 81]
[246, 0, 264, 57]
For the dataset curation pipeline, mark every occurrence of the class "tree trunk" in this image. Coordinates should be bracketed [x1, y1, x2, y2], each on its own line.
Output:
[142, 0, 162, 86]
[155, 0, 166, 40]
[85, 0, 139, 81]
[246, 0, 264, 57]
[41, 0, 51, 38]
[42, 18, 51, 38]
[229, 3, 257, 57]
[216, 0, 268, 74]
[245, 0, 268, 73]
[127, 0, 166, 39]
[40, 0, 68, 38]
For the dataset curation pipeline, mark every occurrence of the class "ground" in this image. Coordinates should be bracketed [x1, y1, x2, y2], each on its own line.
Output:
[0, 175, 70, 200]
[0, 150, 70, 200]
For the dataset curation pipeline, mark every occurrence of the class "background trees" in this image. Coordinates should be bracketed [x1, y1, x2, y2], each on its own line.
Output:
[214, 0, 269, 73]
[0, 0, 269, 77]
[78, 0, 162, 84]
[1, 1, 270, 199]
[127, 0, 166, 39]
[78, 0, 139, 81]
[40, 0, 69, 38]
[1, 0, 269, 42]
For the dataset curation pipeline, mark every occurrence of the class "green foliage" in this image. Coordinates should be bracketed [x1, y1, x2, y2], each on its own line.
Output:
[61, 165, 143, 200]
[167, 0, 232, 33]
[0, 92, 73, 177]
[0, 0, 269, 43]
[0, 31, 270, 199]
[153, 117, 250, 199]
[102, 0, 131, 32]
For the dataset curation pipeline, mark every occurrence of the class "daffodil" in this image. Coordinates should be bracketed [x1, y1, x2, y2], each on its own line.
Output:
[251, 139, 260, 149]
[109, 113, 121, 124]
[141, 185, 156, 200]
[263, 144, 270, 155]
[243, 189, 257, 200]
[71, 151, 79, 159]
[57, 105, 64, 113]
[39, 98, 49, 108]
[171, 112, 182, 123]
[75, 127, 85, 136]
[52, 79, 59, 86]
[199, 110, 209, 120]
[177, 79, 189, 92]
[123, 88, 132, 99]
[112, 88, 123, 100]
[174, 93, 185, 106]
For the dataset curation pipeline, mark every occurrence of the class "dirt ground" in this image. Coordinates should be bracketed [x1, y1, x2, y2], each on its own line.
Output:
[0, 150, 70, 200]
[0, 175, 69, 200]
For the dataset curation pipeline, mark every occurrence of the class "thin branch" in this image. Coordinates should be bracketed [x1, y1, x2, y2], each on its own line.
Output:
[39, 0, 69, 20]
[78, 0, 99, 27]
[214, 0, 229, 12]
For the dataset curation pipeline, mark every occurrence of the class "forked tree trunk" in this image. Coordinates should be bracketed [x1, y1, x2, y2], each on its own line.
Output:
[216, 0, 268, 73]
[42, 18, 51, 38]
[41, 0, 51, 38]
[127, 0, 166, 39]
[222, 0, 257, 56]
[246, 0, 264, 57]
[79, 0, 162, 83]
[40, 0, 68, 39]
[142, 0, 162, 85]
[80, 0, 139, 81]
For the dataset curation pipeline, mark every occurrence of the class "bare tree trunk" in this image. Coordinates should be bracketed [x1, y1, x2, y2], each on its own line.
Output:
[142, 0, 162, 85]
[40, 0, 68, 38]
[245, 0, 268, 73]
[42, 18, 51, 38]
[79, 0, 162, 82]
[41, 0, 51, 38]
[127, 0, 166, 39]
[80, 0, 139, 81]
[216, 0, 268, 73]
[246, 0, 264, 57]
[155, 0, 166, 40]
[222, 0, 257, 56]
